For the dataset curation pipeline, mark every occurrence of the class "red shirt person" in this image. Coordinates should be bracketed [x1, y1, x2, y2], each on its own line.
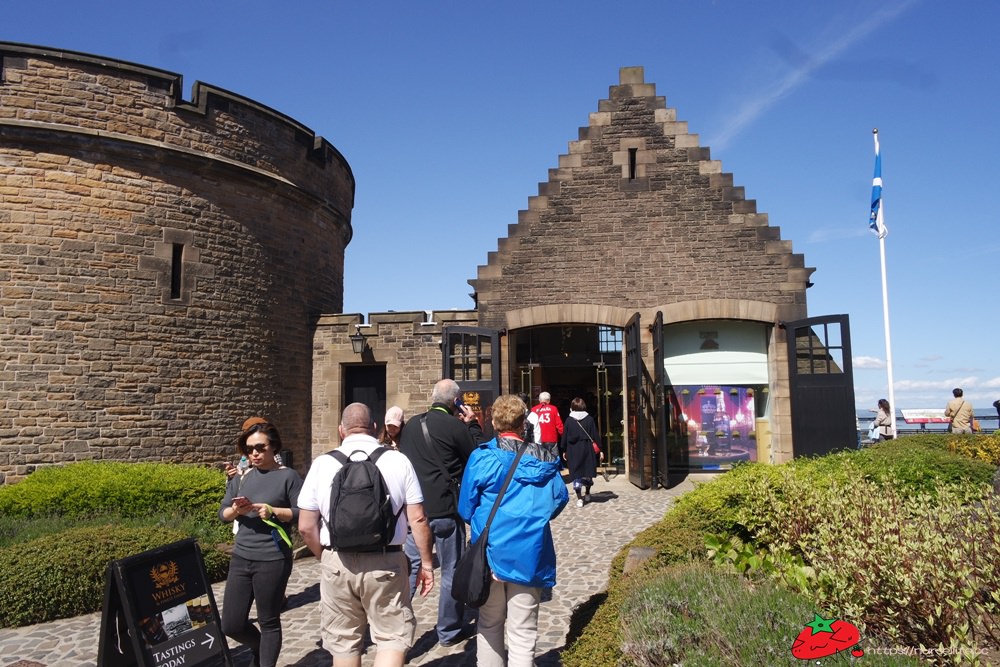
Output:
[529, 392, 564, 459]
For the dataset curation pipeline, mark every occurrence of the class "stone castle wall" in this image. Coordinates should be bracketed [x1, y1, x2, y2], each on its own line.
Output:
[0, 43, 354, 483]
[311, 310, 478, 458]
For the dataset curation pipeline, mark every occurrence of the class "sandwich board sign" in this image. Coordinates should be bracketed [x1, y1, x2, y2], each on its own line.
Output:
[97, 538, 231, 667]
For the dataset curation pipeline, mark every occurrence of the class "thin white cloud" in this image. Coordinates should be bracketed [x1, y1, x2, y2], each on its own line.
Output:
[854, 355, 886, 369]
[711, 0, 918, 151]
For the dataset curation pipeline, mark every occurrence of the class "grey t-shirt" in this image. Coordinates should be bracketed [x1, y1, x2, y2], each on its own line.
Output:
[220, 466, 303, 561]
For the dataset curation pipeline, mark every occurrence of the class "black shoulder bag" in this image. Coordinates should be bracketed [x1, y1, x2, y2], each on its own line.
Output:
[451, 441, 527, 608]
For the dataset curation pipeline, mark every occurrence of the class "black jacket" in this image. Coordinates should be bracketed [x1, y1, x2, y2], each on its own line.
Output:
[399, 403, 484, 519]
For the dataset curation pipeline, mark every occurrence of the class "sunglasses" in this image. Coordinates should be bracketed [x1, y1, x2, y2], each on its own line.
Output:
[247, 444, 271, 453]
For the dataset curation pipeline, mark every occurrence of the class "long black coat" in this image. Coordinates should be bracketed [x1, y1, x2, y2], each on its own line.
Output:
[563, 414, 599, 482]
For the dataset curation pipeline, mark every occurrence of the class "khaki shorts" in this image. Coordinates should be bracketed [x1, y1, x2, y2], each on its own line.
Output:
[319, 549, 415, 658]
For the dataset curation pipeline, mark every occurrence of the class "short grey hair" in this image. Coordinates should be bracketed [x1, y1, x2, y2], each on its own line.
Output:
[432, 378, 461, 405]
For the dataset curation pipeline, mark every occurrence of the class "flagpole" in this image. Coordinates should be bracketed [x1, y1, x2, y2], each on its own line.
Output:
[873, 128, 897, 435]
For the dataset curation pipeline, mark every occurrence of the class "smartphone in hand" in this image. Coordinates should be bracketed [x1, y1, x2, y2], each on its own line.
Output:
[233, 496, 251, 507]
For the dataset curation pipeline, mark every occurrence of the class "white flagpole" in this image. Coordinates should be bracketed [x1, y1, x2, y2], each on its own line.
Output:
[874, 128, 897, 435]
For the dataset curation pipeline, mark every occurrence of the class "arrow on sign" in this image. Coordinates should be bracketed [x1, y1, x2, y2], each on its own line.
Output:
[201, 633, 215, 649]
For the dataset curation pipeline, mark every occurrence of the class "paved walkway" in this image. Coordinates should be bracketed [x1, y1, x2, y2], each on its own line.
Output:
[0, 473, 714, 667]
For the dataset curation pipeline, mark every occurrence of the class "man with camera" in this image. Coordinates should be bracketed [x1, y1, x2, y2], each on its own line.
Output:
[398, 378, 484, 647]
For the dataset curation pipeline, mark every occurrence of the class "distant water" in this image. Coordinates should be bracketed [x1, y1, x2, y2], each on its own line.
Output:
[856, 408, 999, 432]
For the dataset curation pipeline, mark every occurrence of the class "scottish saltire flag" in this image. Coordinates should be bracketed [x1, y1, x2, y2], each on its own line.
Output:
[869, 131, 887, 238]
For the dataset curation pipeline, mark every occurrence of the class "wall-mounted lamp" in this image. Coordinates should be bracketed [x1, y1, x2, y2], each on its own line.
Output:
[349, 325, 369, 354]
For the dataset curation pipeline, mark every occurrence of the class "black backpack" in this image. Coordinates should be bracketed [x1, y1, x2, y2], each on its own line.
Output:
[326, 447, 402, 552]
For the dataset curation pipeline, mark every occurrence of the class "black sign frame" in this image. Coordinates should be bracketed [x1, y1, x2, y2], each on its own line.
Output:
[98, 538, 231, 667]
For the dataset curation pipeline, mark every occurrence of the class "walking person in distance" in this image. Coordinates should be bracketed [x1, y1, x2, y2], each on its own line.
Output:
[562, 397, 601, 507]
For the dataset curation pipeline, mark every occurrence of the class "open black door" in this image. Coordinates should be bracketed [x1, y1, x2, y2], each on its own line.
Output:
[651, 311, 668, 488]
[625, 313, 648, 489]
[785, 315, 857, 457]
[442, 326, 501, 439]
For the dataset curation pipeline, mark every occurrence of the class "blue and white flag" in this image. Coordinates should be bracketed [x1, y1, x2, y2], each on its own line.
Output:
[869, 131, 887, 238]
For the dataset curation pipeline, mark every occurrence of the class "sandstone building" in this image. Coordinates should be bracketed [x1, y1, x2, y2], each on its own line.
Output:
[1, 44, 855, 487]
[0, 42, 353, 483]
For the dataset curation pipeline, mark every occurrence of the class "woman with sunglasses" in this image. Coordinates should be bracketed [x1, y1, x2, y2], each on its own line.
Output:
[219, 417, 302, 667]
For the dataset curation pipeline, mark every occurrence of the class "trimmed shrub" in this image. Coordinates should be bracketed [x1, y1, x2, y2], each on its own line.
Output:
[0, 461, 225, 520]
[0, 525, 229, 628]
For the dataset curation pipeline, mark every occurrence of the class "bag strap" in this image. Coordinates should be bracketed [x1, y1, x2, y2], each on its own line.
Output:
[421, 416, 457, 490]
[572, 417, 595, 444]
[953, 401, 965, 424]
[482, 441, 528, 534]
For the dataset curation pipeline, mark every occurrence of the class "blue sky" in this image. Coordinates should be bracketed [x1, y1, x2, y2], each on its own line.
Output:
[7, 0, 998, 413]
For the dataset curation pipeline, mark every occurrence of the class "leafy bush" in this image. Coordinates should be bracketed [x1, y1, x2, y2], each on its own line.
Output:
[619, 562, 920, 666]
[563, 436, 999, 665]
[0, 461, 234, 629]
[0, 526, 229, 628]
[0, 461, 225, 520]
[948, 432, 1000, 466]
[799, 478, 999, 660]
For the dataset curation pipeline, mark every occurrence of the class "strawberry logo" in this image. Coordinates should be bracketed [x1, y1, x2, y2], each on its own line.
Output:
[791, 613, 864, 660]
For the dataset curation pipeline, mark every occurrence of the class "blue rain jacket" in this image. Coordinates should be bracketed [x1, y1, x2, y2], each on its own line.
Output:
[458, 436, 569, 587]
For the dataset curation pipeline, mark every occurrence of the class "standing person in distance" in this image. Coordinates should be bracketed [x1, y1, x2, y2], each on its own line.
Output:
[379, 406, 405, 449]
[515, 392, 536, 446]
[529, 391, 564, 463]
[945, 387, 975, 434]
[298, 403, 435, 667]
[874, 399, 894, 441]
[398, 378, 484, 647]
[219, 418, 302, 667]
[459, 394, 569, 667]
[562, 397, 601, 507]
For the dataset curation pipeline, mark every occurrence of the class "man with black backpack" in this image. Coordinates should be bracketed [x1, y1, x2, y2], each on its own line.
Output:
[298, 403, 435, 667]
[398, 378, 485, 647]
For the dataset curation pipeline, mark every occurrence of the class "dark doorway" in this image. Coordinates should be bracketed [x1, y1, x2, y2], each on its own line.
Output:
[785, 315, 857, 457]
[343, 365, 386, 432]
[442, 326, 501, 439]
[509, 325, 624, 467]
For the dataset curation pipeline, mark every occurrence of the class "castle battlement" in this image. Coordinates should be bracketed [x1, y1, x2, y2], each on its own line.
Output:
[0, 42, 354, 219]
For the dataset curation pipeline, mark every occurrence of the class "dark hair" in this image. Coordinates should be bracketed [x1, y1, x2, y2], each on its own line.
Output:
[237, 421, 282, 455]
[953, 388, 964, 398]
[878, 398, 890, 412]
[570, 397, 588, 412]
[377, 419, 404, 446]
[516, 392, 530, 408]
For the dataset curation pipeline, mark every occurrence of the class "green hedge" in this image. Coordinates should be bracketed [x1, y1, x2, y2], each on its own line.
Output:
[0, 526, 229, 628]
[0, 461, 225, 520]
[0, 461, 234, 628]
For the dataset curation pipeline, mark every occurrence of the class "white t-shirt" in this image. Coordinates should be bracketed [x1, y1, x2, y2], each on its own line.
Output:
[298, 433, 423, 547]
[527, 410, 540, 443]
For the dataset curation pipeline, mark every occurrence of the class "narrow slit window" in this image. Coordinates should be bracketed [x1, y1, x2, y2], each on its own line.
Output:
[170, 243, 184, 299]
[628, 148, 638, 180]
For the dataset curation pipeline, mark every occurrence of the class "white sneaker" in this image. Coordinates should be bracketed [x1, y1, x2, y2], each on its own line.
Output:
[576, 499, 584, 508]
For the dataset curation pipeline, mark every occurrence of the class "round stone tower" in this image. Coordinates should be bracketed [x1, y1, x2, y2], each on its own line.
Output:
[0, 43, 354, 483]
